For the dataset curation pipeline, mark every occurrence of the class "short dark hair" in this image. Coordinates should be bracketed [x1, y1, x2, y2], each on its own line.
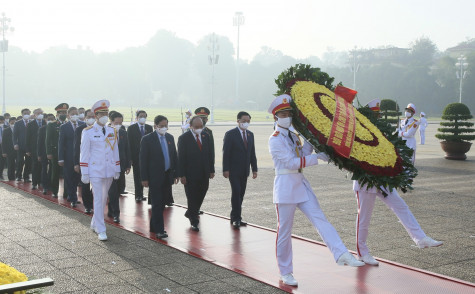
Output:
[9, 116, 16, 122]
[21, 108, 30, 114]
[47, 113, 56, 120]
[237, 111, 251, 120]
[67, 107, 78, 114]
[85, 109, 92, 116]
[136, 110, 147, 117]
[189, 116, 202, 127]
[17, 116, 23, 120]
[110, 111, 123, 121]
[78, 107, 85, 111]
[154, 115, 168, 125]
[4, 113, 10, 117]
[0, 116, 4, 121]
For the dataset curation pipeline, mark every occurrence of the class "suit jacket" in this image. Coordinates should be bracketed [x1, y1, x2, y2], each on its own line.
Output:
[177, 130, 215, 180]
[117, 128, 131, 171]
[204, 126, 215, 168]
[74, 124, 88, 166]
[45, 120, 62, 158]
[26, 119, 46, 155]
[140, 132, 177, 187]
[127, 123, 153, 163]
[37, 125, 47, 159]
[59, 121, 85, 163]
[2, 126, 15, 156]
[13, 119, 29, 151]
[222, 127, 258, 177]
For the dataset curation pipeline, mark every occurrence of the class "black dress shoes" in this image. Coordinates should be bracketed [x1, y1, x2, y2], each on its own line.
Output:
[85, 208, 92, 214]
[199, 210, 204, 215]
[141, 197, 147, 201]
[166, 203, 174, 207]
[71, 202, 77, 208]
[156, 232, 168, 239]
[191, 225, 200, 232]
[16, 177, 22, 181]
[113, 216, 120, 223]
[52, 194, 58, 198]
[42, 189, 48, 195]
[232, 221, 240, 229]
[32, 185, 37, 190]
[239, 221, 248, 226]
[24, 179, 31, 183]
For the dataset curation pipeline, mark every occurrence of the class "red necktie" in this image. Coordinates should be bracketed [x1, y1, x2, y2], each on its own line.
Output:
[196, 134, 202, 151]
[243, 131, 248, 149]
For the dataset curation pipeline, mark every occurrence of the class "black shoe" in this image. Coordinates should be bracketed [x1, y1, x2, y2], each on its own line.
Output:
[52, 194, 58, 198]
[32, 185, 37, 190]
[62, 195, 67, 199]
[71, 202, 77, 208]
[113, 216, 120, 223]
[141, 197, 147, 201]
[16, 177, 22, 181]
[135, 197, 142, 203]
[156, 232, 168, 239]
[43, 189, 48, 195]
[166, 203, 174, 207]
[24, 179, 31, 183]
[191, 225, 200, 232]
[232, 221, 241, 229]
[76, 200, 81, 204]
[240, 221, 248, 226]
[85, 208, 92, 214]
[199, 210, 204, 215]
[107, 212, 113, 218]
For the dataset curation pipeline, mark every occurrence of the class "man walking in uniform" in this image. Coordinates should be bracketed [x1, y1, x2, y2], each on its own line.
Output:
[80, 100, 120, 241]
[74, 109, 95, 214]
[127, 110, 152, 202]
[26, 108, 46, 189]
[222, 111, 258, 229]
[398, 103, 419, 164]
[419, 112, 428, 145]
[178, 116, 215, 232]
[268, 95, 364, 287]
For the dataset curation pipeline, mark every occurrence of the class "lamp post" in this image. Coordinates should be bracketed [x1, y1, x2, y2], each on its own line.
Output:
[208, 33, 219, 124]
[455, 54, 468, 103]
[233, 12, 244, 105]
[349, 46, 360, 91]
[0, 12, 14, 115]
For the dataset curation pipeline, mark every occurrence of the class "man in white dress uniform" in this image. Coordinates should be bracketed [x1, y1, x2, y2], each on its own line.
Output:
[419, 112, 428, 145]
[398, 103, 419, 163]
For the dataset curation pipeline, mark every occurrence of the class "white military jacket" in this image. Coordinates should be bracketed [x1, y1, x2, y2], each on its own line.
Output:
[268, 126, 319, 204]
[419, 117, 428, 130]
[398, 117, 419, 150]
[80, 122, 120, 178]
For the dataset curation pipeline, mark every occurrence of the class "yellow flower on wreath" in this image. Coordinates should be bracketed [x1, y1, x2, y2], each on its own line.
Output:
[291, 81, 398, 168]
[0, 262, 28, 294]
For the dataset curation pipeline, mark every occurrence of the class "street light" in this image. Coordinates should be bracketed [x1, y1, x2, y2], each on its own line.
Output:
[233, 12, 244, 105]
[208, 33, 219, 124]
[349, 46, 361, 91]
[455, 54, 469, 103]
[0, 12, 14, 115]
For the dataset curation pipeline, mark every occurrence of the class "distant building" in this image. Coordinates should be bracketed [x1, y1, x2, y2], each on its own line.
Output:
[446, 40, 475, 58]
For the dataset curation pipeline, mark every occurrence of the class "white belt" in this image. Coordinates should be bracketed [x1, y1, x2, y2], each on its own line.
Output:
[275, 169, 302, 175]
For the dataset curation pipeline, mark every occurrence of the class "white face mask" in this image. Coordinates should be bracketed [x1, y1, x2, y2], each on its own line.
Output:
[70, 115, 79, 122]
[23, 114, 30, 120]
[86, 118, 95, 126]
[239, 122, 249, 130]
[138, 117, 146, 124]
[98, 116, 109, 125]
[114, 125, 122, 131]
[5, 119, 9, 123]
[185, 113, 191, 119]
[47, 121, 55, 124]
[78, 113, 85, 119]
[405, 111, 412, 118]
[156, 127, 168, 135]
[193, 128, 203, 135]
[36, 114, 44, 120]
[276, 116, 292, 128]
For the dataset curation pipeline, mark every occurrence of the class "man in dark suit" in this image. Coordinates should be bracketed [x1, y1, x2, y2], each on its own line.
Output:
[13, 108, 32, 182]
[223, 111, 258, 229]
[127, 110, 153, 202]
[2, 117, 16, 181]
[74, 109, 95, 213]
[178, 116, 215, 232]
[141, 115, 178, 239]
[107, 111, 131, 223]
[46, 103, 69, 198]
[194, 107, 215, 170]
[26, 108, 46, 189]
[38, 113, 55, 194]
[0, 116, 5, 180]
[58, 107, 84, 207]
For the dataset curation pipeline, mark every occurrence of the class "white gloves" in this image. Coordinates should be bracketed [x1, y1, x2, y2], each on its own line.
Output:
[316, 152, 330, 162]
[81, 174, 90, 184]
[114, 172, 120, 180]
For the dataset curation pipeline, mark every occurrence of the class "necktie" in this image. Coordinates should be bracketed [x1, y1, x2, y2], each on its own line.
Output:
[38, 120, 42, 128]
[140, 125, 145, 136]
[73, 122, 76, 130]
[288, 130, 295, 144]
[160, 136, 170, 171]
[196, 134, 202, 151]
[102, 127, 106, 135]
[242, 131, 248, 149]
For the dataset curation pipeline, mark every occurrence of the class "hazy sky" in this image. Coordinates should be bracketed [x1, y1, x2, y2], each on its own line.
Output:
[2, 0, 474, 60]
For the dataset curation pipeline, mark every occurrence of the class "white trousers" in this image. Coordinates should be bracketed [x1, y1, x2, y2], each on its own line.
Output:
[275, 194, 347, 276]
[355, 190, 426, 257]
[419, 128, 426, 145]
[90, 177, 113, 234]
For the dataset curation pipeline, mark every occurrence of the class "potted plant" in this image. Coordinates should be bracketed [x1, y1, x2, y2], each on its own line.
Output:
[435, 102, 475, 160]
[380, 99, 401, 127]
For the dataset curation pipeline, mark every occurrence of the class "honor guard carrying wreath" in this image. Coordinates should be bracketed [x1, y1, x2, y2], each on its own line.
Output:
[80, 100, 120, 241]
[268, 94, 364, 287]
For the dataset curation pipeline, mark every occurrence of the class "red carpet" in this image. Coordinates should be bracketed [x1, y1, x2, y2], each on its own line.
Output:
[3, 180, 474, 293]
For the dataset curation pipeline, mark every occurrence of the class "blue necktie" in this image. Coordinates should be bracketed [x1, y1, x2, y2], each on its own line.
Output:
[160, 135, 170, 171]
[140, 125, 145, 136]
